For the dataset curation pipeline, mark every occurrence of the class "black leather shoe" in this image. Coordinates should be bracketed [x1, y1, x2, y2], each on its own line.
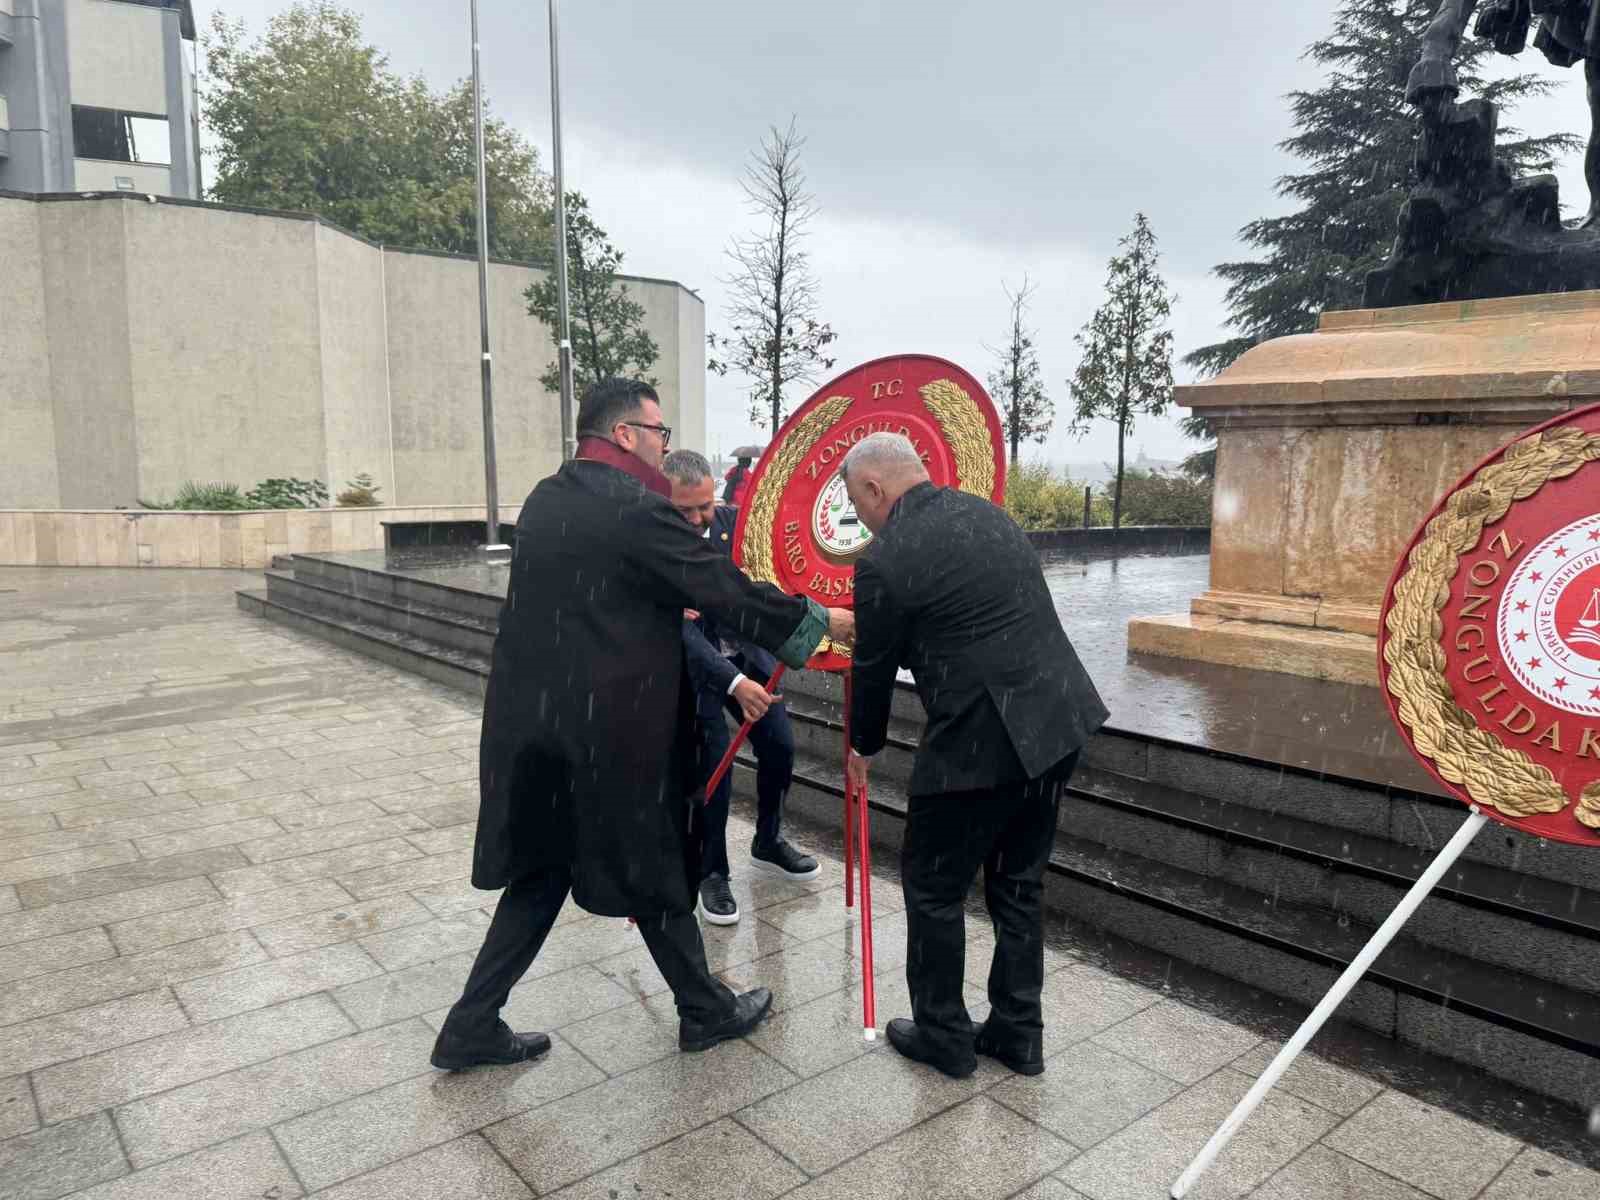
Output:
[679, 987, 773, 1052]
[886, 1017, 977, 1079]
[973, 1020, 1044, 1076]
[430, 1019, 551, 1071]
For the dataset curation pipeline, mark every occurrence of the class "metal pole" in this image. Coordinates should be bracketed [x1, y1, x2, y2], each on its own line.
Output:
[470, 0, 508, 554]
[548, 0, 577, 461]
[1170, 808, 1490, 1198]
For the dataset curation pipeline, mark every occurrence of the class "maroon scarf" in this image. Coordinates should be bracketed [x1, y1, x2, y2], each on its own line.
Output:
[575, 436, 672, 499]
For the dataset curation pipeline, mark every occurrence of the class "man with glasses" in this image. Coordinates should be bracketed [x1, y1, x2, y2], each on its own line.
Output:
[662, 450, 821, 929]
[432, 378, 854, 1071]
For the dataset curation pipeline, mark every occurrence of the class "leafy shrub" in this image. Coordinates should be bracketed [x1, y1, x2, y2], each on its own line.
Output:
[335, 472, 382, 507]
[245, 477, 329, 509]
[139, 481, 251, 511]
[1108, 467, 1213, 527]
[1004, 463, 1108, 530]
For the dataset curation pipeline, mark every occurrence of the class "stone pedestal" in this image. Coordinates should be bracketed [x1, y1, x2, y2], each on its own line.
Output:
[1128, 292, 1600, 685]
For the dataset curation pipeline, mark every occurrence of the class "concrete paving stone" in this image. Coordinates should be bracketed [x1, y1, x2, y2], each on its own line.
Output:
[0, 825, 140, 865]
[172, 941, 382, 1021]
[780, 1096, 1076, 1200]
[115, 1020, 438, 1168]
[0, 740, 61, 756]
[1089, 998, 1260, 1085]
[238, 814, 430, 865]
[182, 771, 360, 806]
[107, 878, 354, 955]
[1251, 1144, 1433, 1200]
[271, 798, 386, 831]
[1229, 1044, 1384, 1117]
[0, 776, 81, 805]
[275, 1031, 604, 1191]
[556, 988, 683, 1076]
[0, 1072, 39, 1139]
[413, 799, 479, 829]
[0, 924, 115, 982]
[1480, 1146, 1600, 1198]
[0, 884, 17, 914]
[357, 909, 493, 971]
[408, 878, 497, 917]
[488, 913, 647, 981]
[422, 963, 636, 1040]
[147, 766, 252, 794]
[132, 816, 283, 861]
[587, 940, 671, 999]
[34, 739, 173, 769]
[0, 987, 189, 1075]
[719, 937, 863, 1014]
[350, 752, 464, 782]
[1, 783, 158, 822]
[58, 1131, 303, 1200]
[53, 793, 199, 829]
[171, 746, 295, 775]
[543, 1117, 804, 1200]
[696, 910, 800, 974]
[0, 812, 63, 838]
[739, 1039, 1010, 1174]
[16, 846, 250, 908]
[403, 824, 476, 856]
[311, 1134, 531, 1200]
[32, 991, 354, 1122]
[209, 837, 422, 899]
[252, 892, 433, 957]
[0, 1112, 128, 1200]
[1013, 1179, 1091, 1200]
[746, 973, 923, 1078]
[989, 1040, 1182, 1149]
[1324, 1089, 1525, 1200]
[483, 1038, 794, 1194]
[305, 774, 437, 807]
[51, 806, 225, 845]
[75, 764, 179, 790]
[820, 906, 912, 973]
[333, 951, 475, 1029]
[0, 840, 139, 886]
[1059, 1068, 1340, 1200]
[755, 885, 903, 943]
[368, 780, 476, 815]
[0, 759, 100, 789]
[255, 746, 399, 777]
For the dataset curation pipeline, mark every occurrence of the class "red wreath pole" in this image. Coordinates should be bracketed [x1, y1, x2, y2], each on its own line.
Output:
[701, 665, 787, 801]
[857, 771, 877, 1040]
[842, 674, 856, 909]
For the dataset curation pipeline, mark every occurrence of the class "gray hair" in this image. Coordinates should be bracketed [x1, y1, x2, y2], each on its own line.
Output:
[840, 431, 926, 481]
[661, 449, 713, 486]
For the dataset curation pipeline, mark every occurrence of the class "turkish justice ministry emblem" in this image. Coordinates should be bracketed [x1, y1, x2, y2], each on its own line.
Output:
[732, 354, 1006, 671]
[1380, 403, 1600, 844]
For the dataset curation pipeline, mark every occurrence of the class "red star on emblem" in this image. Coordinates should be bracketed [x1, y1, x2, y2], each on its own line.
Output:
[1531, 572, 1544, 582]
[1529, 657, 1543, 669]
[1590, 529, 1600, 542]
[1591, 686, 1600, 700]
[1515, 630, 1529, 642]
[1555, 677, 1569, 690]
[1554, 546, 1569, 559]
[1516, 600, 1530, 612]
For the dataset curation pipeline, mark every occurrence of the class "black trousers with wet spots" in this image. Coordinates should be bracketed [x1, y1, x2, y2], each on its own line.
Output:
[901, 758, 1072, 1062]
[444, 864, 737, 1031]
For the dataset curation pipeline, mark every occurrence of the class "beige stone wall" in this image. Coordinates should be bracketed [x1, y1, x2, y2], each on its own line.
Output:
[1, 193, 707, 512]
[0, 506, 522, 570]
[66, 0, 167, 114]
[73, 161, 172, 193]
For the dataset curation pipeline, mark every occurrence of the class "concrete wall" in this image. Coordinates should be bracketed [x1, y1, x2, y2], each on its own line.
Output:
[66, 0, 165, 113]
[0, 192, 708, 509]
[73, 159, 170, 192]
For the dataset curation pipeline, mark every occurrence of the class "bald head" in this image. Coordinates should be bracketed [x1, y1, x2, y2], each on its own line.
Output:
[840, 432, 930, 534]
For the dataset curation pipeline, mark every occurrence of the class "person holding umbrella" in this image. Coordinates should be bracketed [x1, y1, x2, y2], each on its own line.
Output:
[722, 445, 762, 506]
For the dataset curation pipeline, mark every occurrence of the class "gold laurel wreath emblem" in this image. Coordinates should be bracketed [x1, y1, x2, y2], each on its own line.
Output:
[919, 379, 997, 500]
[1384, 425, 1600, 824]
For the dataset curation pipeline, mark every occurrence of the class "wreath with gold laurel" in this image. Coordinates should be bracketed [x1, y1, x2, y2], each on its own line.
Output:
[1384, 425, 1600, 827]
[737, 379, 999, 661]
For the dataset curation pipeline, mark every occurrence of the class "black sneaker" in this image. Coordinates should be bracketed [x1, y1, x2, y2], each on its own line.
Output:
[699, 874, 740, 925]
[750, 838, 821, 882]
[430, 1019, 551, 1071]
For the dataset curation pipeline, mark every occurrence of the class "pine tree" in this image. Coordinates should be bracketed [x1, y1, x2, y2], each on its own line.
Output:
[985, 276, 1054, 465]
[1181, 0, 1578, 475]
[1069, 214, 1176, 531]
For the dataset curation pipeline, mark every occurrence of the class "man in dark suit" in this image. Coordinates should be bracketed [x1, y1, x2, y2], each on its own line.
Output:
[841, 432, 1108, 1079]
[430, 379, 853, 1072]
[661, 451, 820, 928]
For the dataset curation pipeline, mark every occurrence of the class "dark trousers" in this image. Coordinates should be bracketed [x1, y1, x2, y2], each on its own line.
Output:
[443, 864, 736, 1031]
[698, 698, 795, 879]
[901, 755, 1073, 1062]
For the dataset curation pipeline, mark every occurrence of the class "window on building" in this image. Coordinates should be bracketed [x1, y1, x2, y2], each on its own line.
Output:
[71, 107, 172, 166]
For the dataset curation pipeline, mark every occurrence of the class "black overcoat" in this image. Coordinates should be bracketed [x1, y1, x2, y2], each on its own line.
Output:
[848, 483, 1109, 796]
[473, 460, 819, 916]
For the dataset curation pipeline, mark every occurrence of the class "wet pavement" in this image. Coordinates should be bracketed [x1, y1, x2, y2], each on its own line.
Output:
[0, 564, 1594, 1199]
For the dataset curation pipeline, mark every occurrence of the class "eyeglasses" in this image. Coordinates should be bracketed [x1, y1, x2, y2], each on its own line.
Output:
[621, 422, 672, 447]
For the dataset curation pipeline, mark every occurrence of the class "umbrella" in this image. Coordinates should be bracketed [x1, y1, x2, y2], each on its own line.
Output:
[731, 444, 764, 459]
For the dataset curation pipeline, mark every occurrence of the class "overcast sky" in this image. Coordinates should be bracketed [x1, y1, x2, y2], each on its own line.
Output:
[193, 1, 1589, 468]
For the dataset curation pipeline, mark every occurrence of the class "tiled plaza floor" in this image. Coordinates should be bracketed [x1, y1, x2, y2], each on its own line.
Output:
[1, 566, 1597, 1200]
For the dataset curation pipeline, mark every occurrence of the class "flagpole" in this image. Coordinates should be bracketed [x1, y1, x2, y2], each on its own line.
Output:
[470, 0, 508, 554]
[548, 0, 576, 460]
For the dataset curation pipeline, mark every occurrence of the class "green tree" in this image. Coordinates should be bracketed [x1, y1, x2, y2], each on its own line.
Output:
[1107, 467, 1213, 527]
[708, 119, 838, 434]
[525, 193, 659, 395]
[986, 276, 1054, 465]
[202, 1, 551, 260]
[1181, 0, 1578, 475]
[1069, 214, 1176, 531]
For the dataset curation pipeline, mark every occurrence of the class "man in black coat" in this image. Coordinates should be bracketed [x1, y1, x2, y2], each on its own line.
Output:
[662, 450, 820, 929]
[430, 379, 853, 1071]
[842, 432, 1108, 1079]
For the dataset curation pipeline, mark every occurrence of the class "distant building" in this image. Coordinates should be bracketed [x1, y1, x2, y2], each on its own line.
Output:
[0, 0, 200, 198]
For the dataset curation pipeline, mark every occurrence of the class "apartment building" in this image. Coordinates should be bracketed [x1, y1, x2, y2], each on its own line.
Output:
[0, 0, 199, 197]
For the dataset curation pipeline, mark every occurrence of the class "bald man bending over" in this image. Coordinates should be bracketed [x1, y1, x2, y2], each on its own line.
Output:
[841, 432, 1108, 1079]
